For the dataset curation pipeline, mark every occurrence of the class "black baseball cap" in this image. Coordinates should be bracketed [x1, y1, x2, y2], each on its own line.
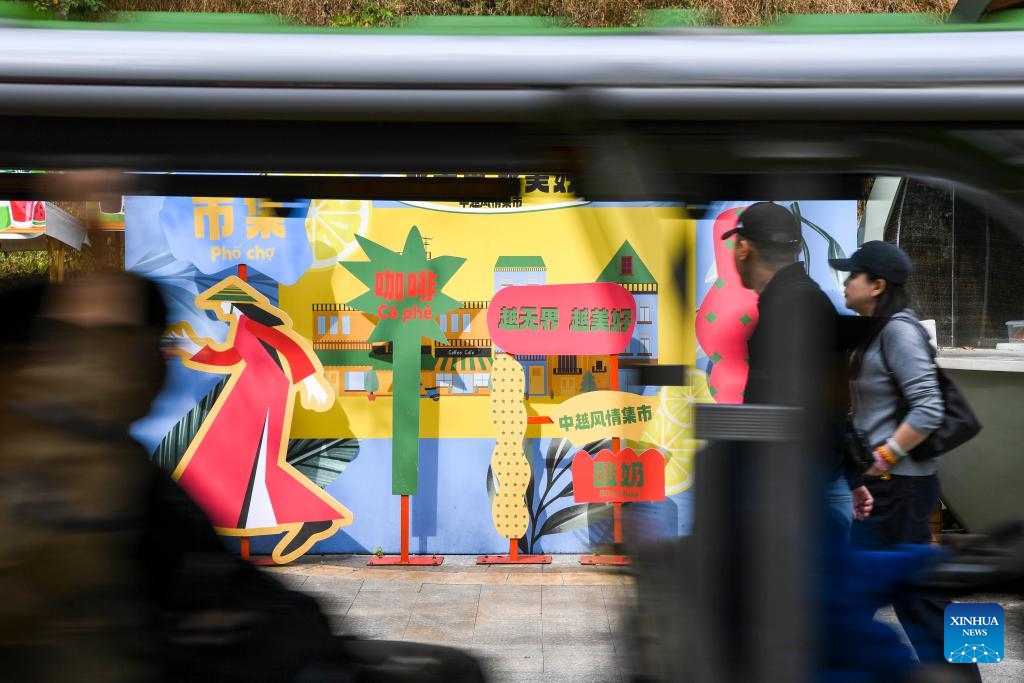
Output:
[720, 202, 802, 245]
[828, 240, 912, 285]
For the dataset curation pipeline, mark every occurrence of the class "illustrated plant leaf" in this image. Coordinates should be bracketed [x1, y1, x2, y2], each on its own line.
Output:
[551, 480, 573, 502]
[581, 438, 611, 456]
[545, 437, 575, 485]
[486, 464, 496, 502]
[792, 201, 848, 289]
[537, 502, 612, 537]
[285, 437, 359, 489]
[523, 466, 538, 552]
[518, 535, 530, 555]
[151, 377, 227, 472]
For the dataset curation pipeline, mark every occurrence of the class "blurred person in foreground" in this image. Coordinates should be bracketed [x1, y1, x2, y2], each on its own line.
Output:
[626, 213, 1019, 682]
[687, 203, 946, 682]
[719, 202, 898, 682]
[831, 242, 981, 683]
[725, 202, 873, 534]
[723, 222, 983, 683]
[0, 271, 485, 682]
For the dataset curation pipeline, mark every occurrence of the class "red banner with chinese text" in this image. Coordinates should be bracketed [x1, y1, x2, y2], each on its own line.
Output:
[571, 448, 666, 503]
[487, 282, 635, 355]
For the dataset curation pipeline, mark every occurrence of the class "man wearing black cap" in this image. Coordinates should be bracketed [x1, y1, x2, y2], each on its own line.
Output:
[697, 203, 884, 681]
[724, 202, 871, 523]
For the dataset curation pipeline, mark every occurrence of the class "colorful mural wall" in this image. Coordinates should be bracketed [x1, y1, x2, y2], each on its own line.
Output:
[694, 201, 857, 404]
[127, 186, 856, 560]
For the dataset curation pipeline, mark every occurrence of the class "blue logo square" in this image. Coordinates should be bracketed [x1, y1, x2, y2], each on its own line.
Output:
[945, 603, 1004, 664]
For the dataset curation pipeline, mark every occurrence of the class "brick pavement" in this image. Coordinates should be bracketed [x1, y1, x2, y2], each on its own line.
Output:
[266, 556, 1022, 683]
[264, 555, 635, 683]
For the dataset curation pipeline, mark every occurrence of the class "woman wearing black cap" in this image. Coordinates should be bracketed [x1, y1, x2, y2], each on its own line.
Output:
[831, 241, 980, 681]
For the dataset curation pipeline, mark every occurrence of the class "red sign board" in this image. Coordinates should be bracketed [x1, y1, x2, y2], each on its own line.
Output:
[487, 282, 635, 355]
[571, 448, 665, 503]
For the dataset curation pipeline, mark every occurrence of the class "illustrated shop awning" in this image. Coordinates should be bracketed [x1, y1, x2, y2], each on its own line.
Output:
[434, 356, 493, 373]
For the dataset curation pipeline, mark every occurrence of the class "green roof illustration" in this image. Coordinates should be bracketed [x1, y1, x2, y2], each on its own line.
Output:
[596, 241, 657, 286]
[495, 256, 546, 270]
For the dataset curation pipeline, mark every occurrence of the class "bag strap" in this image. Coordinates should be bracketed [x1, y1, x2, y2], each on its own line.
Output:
[878, 315, 936, 408]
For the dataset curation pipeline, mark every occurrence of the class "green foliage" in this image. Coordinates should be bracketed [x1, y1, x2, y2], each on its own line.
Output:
[580, 370, 597, 392]
[100, 1, 954, 29]
[33, 0, 106, 19]
[0, 250, 48, 278]
[364, 368, 381, 394]
[0, 244, 110, 281]
[332, 0, 394, 27]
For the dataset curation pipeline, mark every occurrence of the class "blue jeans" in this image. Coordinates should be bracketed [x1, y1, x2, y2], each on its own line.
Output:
[852, 475, 981, 682]
[827, 476, 853, 540]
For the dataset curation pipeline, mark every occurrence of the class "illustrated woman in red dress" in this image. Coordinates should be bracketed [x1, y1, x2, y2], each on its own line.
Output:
[168, 276, 351, 564]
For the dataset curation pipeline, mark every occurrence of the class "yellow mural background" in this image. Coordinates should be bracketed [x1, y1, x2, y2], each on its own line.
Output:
[281, 203, 696, 439]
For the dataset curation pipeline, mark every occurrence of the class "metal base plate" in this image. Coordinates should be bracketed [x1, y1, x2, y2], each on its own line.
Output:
[579, 554, 631, 566]
[367, 555, 444, 566]
[476, 554, 552, 565]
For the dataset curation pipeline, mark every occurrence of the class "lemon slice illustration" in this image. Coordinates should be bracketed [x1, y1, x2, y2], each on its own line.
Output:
[640, 370, 712, 496]
[305, 199, 371, 269]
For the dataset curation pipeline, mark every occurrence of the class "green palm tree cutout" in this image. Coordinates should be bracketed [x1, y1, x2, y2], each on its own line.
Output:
[342, 226, 465, 494]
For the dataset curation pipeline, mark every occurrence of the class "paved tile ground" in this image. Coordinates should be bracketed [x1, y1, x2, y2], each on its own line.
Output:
[265, 555, 1021, 683]
[265, 554, 634, 682]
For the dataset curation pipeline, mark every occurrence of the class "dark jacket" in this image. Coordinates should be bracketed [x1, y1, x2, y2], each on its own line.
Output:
[744, 262, 862, 488]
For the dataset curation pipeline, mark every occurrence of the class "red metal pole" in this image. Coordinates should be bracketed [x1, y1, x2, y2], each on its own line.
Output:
[610, 355, 623, 548]
[400, 494, 410, 563]
[578, 352, 631, 566]
[609, 354, 621, 450]
[238, 263, 248, 562]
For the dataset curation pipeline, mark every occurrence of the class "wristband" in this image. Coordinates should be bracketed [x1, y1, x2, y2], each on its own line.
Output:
[873, 444, 898, 472]
[886, 437, 908, 459]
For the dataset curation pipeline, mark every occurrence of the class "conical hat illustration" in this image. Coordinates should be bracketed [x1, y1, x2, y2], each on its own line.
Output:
[196, 276, 263, 307]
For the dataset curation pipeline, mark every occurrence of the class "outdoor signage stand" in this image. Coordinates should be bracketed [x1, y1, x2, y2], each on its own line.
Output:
[367, 494, 443, 566]
[477, 537, 552, 565]
[579, 355, 632, 566]
[578, 500, 630, 566]
[476, 352, 551, 565]
[341, 227, 462, 568]
[478, 282, 649, 565]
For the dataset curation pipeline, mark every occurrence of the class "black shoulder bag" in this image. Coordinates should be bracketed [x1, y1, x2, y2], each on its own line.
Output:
[880, 318, 982, 460]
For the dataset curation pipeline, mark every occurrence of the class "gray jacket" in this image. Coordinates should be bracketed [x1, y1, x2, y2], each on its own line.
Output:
[850, 310, 944, 476]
